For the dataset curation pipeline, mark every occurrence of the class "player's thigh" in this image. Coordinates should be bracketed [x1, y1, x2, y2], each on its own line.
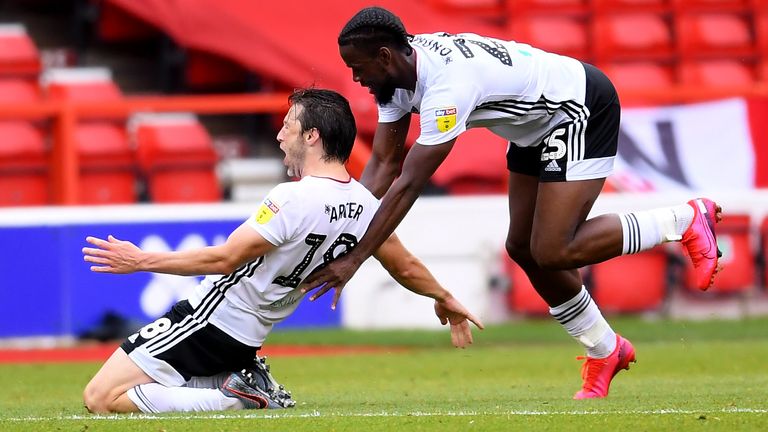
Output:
[84, 348, 153, 405]
[505, 145, 541, 249]
[506, 172, 539, 250]
[531, 178, 605, 252]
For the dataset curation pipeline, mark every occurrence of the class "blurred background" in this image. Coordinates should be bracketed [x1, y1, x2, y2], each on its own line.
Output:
[1, 0, 767, 346]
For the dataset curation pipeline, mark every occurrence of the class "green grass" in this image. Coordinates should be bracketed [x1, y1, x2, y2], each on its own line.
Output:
[1, 317, 767, 431]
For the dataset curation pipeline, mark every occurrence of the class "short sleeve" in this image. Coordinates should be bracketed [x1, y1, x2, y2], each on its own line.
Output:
[416, 80, 478, 146]
[377, 102, 410, 124]
[245, 183, 299, 247]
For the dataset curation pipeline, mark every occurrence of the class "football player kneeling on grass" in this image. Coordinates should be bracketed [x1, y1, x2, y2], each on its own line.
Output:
[81, 88, 483, 414]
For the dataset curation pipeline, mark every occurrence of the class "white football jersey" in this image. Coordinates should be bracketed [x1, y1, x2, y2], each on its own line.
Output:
[378, 32, 587, 147]
[185, 176, 379, 346]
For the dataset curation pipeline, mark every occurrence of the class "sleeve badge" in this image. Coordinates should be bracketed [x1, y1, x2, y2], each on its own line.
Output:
[435, 106, 457, 132]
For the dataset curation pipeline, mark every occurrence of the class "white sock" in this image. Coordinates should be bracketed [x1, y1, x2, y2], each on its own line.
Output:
[184, 372, 230, 389]
[127, 383, 244, 413]
[549, 287, 617, 358]
[619, 204, 694, 254]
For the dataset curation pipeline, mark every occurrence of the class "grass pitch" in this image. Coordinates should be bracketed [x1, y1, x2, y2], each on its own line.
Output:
[1, 317, 767, 431]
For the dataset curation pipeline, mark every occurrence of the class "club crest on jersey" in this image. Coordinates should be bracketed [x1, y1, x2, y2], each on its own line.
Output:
[435, 106, 457, 132]
[254, 198, 280, 224]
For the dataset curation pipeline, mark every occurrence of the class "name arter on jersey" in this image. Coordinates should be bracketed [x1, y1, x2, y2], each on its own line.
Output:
[325, 202, 364, 223]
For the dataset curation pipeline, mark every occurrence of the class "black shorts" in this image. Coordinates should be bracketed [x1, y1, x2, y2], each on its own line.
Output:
[121, 300, 257, 386]
[506, 62, 621, 182]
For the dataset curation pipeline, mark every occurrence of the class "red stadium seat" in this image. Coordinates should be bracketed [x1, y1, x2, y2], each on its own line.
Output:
[134, 114, 222, 203]
[0, 78, 40, 102]
[0, 122, 48, 206]
[599, 62, 676, 93]
[672, 0, 750, 12]
[430, 128, 508, 195]
[41, 67, 137, 204]
[42, 68, 123, 103]
[591, 250, 668, 313]
[755, 12, 768, 58]
[684, 214, 755, 294]
[507, 0, 590, 16]
[592, 0, 672, 13]
[592, 14, 675, 62]
[508, 16, 589, 60]
[0, 24, 41, 78]
[76, 123, 137, 204]
[676, 13, 756, 59]
[426, 0, 505, 22]
[679, 60, 757, 87]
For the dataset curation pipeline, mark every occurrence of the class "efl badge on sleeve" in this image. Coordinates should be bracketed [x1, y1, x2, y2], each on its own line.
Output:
[435, 106, 457, 133]
[254, 198, 280, 224]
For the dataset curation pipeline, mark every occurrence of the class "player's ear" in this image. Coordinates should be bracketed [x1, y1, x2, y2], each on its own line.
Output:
[304, 127, 319, 144]
[377, 46, 392, 64]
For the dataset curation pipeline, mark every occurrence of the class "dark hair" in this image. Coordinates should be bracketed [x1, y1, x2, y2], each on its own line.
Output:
[337, 6, 413, 56]
[288, 88, 357, 164]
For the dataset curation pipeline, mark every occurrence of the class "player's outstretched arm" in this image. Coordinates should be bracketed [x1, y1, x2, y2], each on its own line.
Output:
[373, 234, 484, 348]
[83, 222, 276, 276]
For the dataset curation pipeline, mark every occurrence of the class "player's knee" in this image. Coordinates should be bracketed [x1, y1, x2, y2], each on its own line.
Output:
[505, 238, 534, 266]
[531, 245, 580, 270]
[83, 382, 113, 414]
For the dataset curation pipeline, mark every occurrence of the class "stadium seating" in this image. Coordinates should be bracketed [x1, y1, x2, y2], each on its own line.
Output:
[41, 67, 138, 204]
[676, 13, 756, 60]
[684, 214, 756, 294]
[75, 123, 136, 204]
[592, 14, 675, 62]
[507, 0, 590, 16]
[0, 122, 48, 206]
[507, 16, 590, 60]
[678, 60, 757, 88]
[0, 76, 47, 206]
[0, 24, 41, 79]
[592, 0, 672, 13]
[672, 0, 751, 12]
[42, 67, 123, 105]
[425, 0, 505, 22]
[430, 129, 508, 195]
[591, 250, 668, 313]
[133, 113, 222, 203]
[599, 62, 676, 93]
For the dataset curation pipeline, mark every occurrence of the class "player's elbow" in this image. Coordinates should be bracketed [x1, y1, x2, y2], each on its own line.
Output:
[215, 258, 240, 275]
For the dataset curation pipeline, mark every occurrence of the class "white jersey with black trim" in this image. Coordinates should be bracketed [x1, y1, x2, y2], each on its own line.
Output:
[185, 176, 379, 346]
[377, 32, 587, 147]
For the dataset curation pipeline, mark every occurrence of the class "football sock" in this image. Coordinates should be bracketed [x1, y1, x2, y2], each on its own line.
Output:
[619, 204, 694, 255]
[184, 373, 230, 389]
[127, 383, 243, 413]
[550, 287, 616, 358]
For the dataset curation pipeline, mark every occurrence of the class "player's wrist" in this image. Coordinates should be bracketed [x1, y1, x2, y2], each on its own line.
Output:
[433, 290, 451, 303]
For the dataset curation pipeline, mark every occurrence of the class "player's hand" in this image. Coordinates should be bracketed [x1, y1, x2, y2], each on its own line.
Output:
[83, 235, 143, 274]
[434, 296, 484, 349]
[300, 254, 361, 310]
